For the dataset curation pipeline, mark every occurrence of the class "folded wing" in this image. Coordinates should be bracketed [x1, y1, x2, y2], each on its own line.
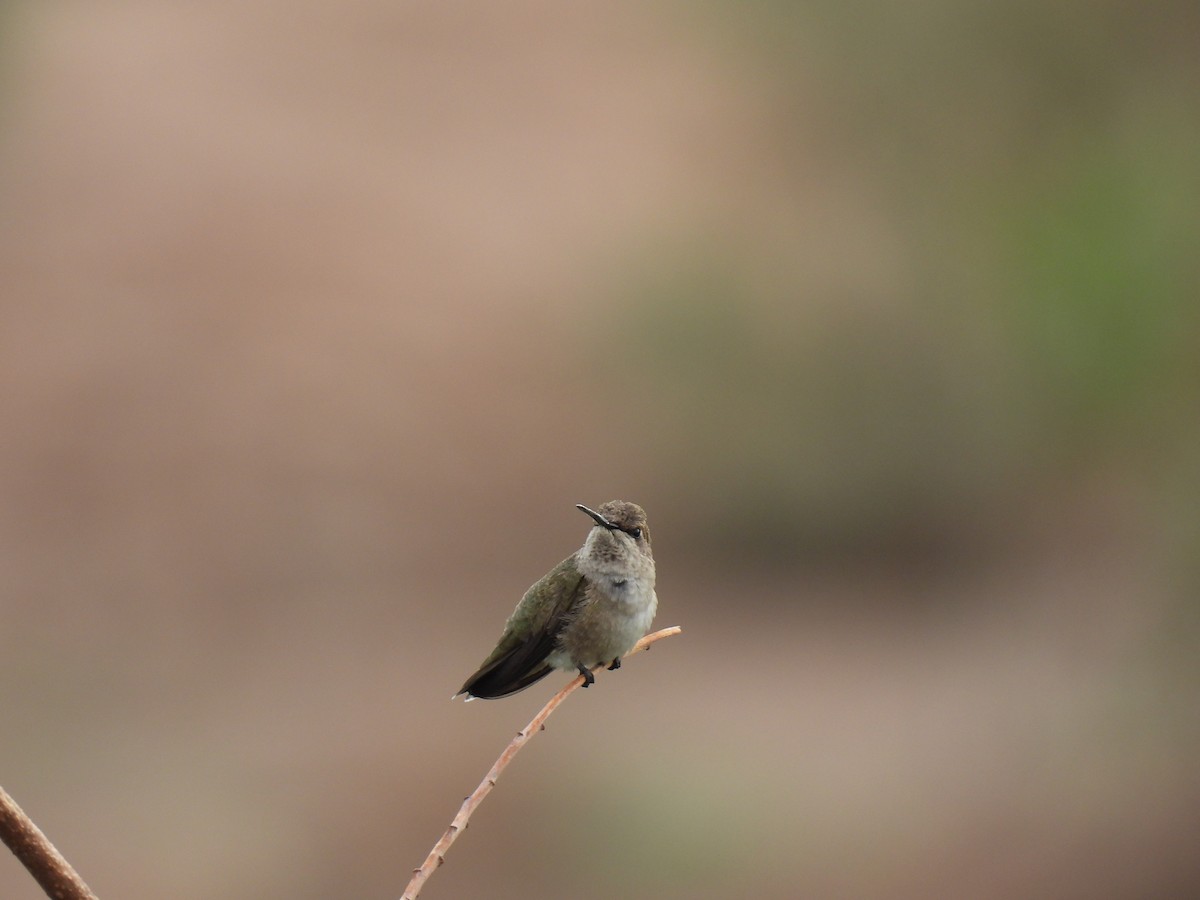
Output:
[456, 557, 587, 699]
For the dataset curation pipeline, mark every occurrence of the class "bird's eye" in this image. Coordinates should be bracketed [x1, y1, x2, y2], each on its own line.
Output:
[628, 527, 642, 539]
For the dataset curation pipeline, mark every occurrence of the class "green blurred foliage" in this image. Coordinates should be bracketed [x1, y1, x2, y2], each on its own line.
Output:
[606, 0, 1199, 564]
[998, 125, 1199, 442]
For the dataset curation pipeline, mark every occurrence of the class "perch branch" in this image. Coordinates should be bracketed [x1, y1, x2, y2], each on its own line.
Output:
[0, 784, 99, 900]
[400, 624, 682, 900]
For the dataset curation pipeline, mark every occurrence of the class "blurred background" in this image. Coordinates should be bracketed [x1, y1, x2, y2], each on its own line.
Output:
[2, 1, 1197, 898]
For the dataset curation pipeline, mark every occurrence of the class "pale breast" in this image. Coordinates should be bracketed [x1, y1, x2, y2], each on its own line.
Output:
[549, 579, 658, 671]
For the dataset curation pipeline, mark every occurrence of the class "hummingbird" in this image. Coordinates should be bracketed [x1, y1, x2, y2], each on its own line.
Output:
[455, 501, 657, 700]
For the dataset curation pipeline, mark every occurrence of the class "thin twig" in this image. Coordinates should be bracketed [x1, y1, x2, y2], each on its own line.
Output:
[400, 624, 682, 900]
[0, 784, 99, 900]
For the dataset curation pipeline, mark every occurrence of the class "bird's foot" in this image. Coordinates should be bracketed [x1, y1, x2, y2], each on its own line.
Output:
[576, 664, 595, 687]
[607, 657, 621, 671]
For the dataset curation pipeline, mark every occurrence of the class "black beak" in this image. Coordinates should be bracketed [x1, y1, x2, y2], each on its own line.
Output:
[576, 504, 615, 529]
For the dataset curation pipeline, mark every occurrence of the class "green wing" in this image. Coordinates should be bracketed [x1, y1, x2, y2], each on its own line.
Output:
[456, 556, 586, 699]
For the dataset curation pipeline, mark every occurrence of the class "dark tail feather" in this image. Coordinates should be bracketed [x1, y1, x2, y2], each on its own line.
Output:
[456, 628, 560, 700]
[458, 663, 554, 700]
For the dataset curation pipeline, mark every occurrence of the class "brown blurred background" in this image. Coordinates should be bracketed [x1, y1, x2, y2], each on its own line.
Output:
[2, 2, 1198, 898]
